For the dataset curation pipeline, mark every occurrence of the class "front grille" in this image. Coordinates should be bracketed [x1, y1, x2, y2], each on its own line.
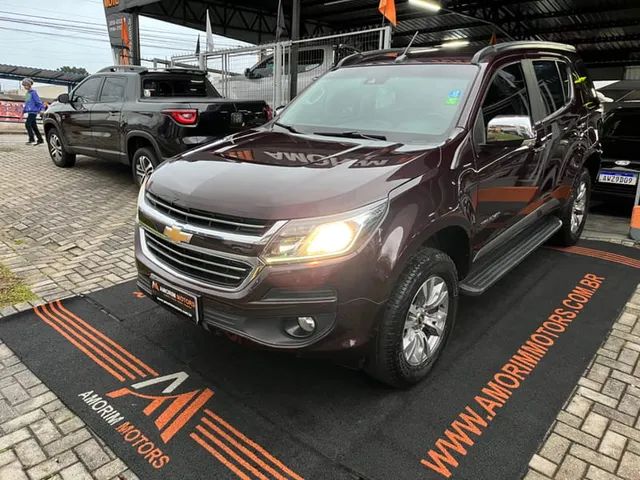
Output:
[143, 229, 253, 288]
[146, 192, 270, 235]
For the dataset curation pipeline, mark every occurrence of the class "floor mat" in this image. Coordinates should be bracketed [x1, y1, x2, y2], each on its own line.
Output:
[1, 240, 638, 480]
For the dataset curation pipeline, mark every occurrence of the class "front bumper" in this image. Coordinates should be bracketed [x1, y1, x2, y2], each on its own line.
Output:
[134, 227, 384, 353]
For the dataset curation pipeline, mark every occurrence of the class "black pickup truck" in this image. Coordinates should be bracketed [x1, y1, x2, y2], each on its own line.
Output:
[43, 66, 271, 185]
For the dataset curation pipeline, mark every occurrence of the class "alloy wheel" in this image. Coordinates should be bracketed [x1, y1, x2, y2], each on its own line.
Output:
[49, 133, 63, 162]
[135, 155, 154, 183]
[402, 275, 449, 366]
[571, 179, 587, 234]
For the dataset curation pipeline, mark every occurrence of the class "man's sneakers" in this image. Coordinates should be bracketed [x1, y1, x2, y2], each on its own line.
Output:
[34, 140, 44, 146]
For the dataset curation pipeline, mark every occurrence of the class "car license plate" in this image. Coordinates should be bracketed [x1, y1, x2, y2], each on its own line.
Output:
[150, 277, 200, 323]
[597, 170, 638, 186]
[230, 112, 244, 126]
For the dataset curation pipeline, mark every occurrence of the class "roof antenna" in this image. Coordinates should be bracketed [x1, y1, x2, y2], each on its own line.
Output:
[395, 31, 419, 63]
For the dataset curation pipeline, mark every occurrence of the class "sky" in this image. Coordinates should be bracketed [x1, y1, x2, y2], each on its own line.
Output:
[0, 0, 250, 90]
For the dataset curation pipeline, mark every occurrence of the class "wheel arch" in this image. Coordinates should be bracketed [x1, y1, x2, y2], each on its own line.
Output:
[125, 131, 162, 165]
[387, 215, 473, 290]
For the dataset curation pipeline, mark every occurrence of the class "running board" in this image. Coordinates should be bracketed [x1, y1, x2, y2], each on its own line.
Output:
[460, 217, 562, 296]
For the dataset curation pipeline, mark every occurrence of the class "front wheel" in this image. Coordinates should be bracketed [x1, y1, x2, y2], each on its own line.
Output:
[131, 147, 159, 186]
[366, 248, 458, 388]
[46, 128, 75, 168]
[553, 168, 591, 246]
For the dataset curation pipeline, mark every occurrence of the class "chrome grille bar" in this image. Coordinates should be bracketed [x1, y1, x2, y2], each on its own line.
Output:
[143, 229, 253, 287]
[146, 193, 267, 233]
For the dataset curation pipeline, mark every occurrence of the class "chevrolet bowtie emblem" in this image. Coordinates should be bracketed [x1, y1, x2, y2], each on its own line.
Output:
[163, 225, 193, 244]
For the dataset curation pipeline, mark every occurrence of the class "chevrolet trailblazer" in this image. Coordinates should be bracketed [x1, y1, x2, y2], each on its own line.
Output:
[135, 42, 601, 387]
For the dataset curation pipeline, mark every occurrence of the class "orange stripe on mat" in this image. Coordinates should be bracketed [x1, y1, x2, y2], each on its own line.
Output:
[204, 409, 304, 480]
[195, 424, 269, 480]
[33, 306, 125, 382]
[40, 303, 135, 380]
[49, 301, 147, 379]
[550, 246, 640, 269]
[56, 300, 159, 377]
[200, 416, 288, 480]
[190, 432, 251, 480]
[161, 389, 214, 443]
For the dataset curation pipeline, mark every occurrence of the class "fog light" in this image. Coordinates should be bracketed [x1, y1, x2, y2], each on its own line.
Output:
[297, 316, 316, 333]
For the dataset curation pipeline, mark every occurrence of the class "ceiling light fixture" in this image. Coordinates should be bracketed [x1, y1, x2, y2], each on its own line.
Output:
[408, 0, 442, 13]
[441, 39, 471, 48]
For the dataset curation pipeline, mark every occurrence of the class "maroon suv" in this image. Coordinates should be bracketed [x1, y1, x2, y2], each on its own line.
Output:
[135, 41, 601, 387]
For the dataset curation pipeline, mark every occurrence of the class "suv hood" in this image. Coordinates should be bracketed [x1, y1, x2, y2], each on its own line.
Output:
[147, 129, 440, 220]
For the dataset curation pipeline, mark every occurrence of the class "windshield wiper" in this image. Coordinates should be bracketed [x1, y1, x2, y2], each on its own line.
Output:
[273, 121, 300, 134]
[313, 131, 387, 141]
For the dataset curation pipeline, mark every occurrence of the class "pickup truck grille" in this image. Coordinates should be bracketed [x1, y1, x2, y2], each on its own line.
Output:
[146, 192, 270, 236]
[143, 229, 253, 288]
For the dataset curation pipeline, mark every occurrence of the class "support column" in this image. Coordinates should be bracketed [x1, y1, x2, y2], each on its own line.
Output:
[288, 0, 301, 101]
[131, 12, 141, 66]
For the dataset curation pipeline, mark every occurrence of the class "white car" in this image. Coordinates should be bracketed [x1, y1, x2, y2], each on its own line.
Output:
[215, 44, 359, 105]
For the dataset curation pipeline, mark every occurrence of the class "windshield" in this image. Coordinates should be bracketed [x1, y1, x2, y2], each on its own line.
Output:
[277, 64, 478, 144]
[604, 111, 640, 138]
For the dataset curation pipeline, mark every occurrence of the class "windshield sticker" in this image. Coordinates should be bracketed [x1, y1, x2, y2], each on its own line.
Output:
[446, 89, 462, 105]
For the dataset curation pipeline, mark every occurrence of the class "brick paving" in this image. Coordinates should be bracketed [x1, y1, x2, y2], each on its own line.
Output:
[1, 136, 639, 479]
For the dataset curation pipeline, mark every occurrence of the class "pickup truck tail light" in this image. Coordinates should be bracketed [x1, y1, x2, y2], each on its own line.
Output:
[162, 109, 199, 126]
[263, 105, 273, 121]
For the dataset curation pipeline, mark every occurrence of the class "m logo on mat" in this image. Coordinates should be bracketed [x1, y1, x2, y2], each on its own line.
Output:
[107, 371, 214, 443]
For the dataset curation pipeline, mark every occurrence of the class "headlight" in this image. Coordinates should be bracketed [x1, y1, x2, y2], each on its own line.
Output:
[262, 200, 387, 264]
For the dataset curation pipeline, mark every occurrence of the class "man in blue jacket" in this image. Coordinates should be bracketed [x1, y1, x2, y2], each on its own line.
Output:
[22, 78, 44, 145]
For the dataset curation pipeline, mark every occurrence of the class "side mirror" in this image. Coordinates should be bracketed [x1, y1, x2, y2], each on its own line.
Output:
[57, 93, 70, 104]
[274, 105, 286, 117]
[486, 115, 535, 147]
[244, 68, 251, 78]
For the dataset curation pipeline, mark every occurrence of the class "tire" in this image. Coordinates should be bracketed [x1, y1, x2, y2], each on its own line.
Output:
[365, 248, 458, 388]
[552, 167, 591, 246]
[131, 147, 159, 186]
[46, 128, 75, 168]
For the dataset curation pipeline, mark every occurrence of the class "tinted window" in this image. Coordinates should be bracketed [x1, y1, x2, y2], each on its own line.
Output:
[99, 77, 127, 103]
[604, 112, 640, 138]
[141, 75, 220, 98]
[278, 64, 477, 144]
[558, 62, 571, 100]
[253, 56, 274, 78]
[481, 62, 531, 128]
[533, 61, 566, 115]
[73, 77, 103, 103]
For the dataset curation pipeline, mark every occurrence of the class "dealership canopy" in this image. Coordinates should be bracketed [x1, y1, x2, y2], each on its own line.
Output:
[108, 0, 640, 68]
[0, 64, 87, 87]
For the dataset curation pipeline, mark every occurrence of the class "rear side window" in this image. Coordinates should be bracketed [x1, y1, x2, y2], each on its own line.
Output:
[73, 77, 103, 103]
[480, 62, 531, 128]
[141, 75, 220, 98]
[558, 62, 571, 100]
[100, 77, 127, 103]
[533, 61, 567, 116]
[604, 112, 640, 138]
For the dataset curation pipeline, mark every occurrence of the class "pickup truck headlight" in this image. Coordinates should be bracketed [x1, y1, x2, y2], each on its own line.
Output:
[262, 200, 387, 264]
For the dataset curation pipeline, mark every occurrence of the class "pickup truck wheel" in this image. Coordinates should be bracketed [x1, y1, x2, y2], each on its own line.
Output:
[46, 128, 75, 168]
[366, 248, 458, 388]
[132, 147, 159, 186]
[552, 168, 591, 246]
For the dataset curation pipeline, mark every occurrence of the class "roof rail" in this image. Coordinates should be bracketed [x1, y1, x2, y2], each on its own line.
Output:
[97, 65, 148, 73]
[163, 67, 207, 75]
[472, 41, 577, 64]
